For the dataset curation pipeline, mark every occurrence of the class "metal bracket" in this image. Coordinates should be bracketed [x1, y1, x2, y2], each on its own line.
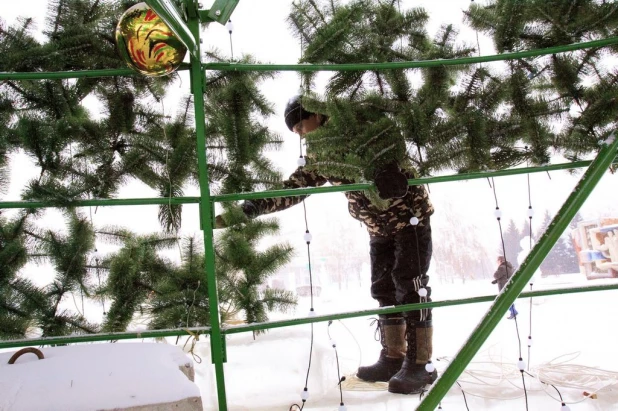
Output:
[199, 0, 240, 25]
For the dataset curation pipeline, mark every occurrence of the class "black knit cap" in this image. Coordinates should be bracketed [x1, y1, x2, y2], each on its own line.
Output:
[284, 95, 314, 131]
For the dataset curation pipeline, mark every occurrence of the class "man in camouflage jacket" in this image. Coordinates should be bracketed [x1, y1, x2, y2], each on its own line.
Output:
[219, 97, 437, 394]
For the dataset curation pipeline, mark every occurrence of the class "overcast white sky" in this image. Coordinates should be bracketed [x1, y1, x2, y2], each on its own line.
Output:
[3, 0, 618, 274]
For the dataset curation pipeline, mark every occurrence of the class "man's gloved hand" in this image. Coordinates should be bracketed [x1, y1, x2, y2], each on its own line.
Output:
[374, 163, 408, 200]
[214, 215, 227, 229]
[491, 279, 497, 284]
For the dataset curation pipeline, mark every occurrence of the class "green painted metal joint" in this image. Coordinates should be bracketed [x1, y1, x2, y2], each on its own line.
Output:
[184, 0, 198, 19]
[418, 134, 618, 411]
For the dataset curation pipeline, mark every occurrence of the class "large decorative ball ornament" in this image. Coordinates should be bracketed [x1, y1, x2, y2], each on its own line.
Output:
[115, 3, 187, 76]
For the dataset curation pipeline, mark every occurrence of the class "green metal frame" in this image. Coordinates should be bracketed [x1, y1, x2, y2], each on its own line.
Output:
[2, 1, 618, 410]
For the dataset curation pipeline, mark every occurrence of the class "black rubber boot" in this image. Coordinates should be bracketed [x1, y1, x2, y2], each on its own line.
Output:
[373, 162, 408, 200]
[388, 319, 438, 394]
[356, 317, 406, 382]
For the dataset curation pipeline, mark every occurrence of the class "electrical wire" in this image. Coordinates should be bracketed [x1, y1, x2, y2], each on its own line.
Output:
[434, 350, 618, 405]
[328, 321, 346, 407]
[456, 381, 471, 411]
[491, 178, 529, 410]
[525, 159, 534, 371]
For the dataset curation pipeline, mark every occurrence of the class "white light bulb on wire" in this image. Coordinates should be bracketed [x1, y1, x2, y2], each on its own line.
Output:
[304, 231, 312, 243]
[225, 19, 234, 33]
[494, 208, 502, 219]
[561, 403, 570, 411]
[517, 358, 526, 371]
[527, 336, 533, 347]
[527, 207, 534, 218]
[418, 288, 428, 298]
[410, 216, 419, 226]
[425, 361, 435, 373]
[339, 404, 347, 411]
[308, 308, 316, 317]
[297, 156, 306, 167]
[92, 249, 103, 261]
[301, 388, 309, 401]
[330, 338, 337, 348]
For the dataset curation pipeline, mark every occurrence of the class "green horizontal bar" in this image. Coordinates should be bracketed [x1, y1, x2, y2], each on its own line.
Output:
[0, 65, 190, 81]
[2, 282, 615, 349]
[0, 159, 613, 210]
[212, 159, 614, 203]
[0, 326, 211, 349]
[3, 37, 616, 81]
[204, 37, 618, 72]
[222, 282, 618, 334]
[0, 197, 200, 210]
[0, 159, 608, 210]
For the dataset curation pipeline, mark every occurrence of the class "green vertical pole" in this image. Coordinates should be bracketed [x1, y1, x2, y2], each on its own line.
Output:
[418, 134, 618, 411]
[186, 4, 228, 411]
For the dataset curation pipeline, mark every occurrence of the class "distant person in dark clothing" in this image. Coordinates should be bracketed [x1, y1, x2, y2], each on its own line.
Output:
[492, 256, 518, 319]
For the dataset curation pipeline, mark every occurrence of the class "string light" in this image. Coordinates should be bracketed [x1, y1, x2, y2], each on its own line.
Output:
[517, 358, 526, 372]
[328, 321, 347, 410]
[491, 177, 529, 410]
[525, 160, 535, 371]
[225, 19, 234, 59]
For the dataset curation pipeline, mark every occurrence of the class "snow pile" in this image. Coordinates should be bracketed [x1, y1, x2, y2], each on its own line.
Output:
[0, 343, 200, 411]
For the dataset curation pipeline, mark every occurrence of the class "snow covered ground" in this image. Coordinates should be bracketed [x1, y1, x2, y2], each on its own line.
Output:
[193, 274, 618, 411]
[1, 275, 618, 410]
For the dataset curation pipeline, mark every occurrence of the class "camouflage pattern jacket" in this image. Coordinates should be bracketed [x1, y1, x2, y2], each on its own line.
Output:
[242, 166, 434, 237]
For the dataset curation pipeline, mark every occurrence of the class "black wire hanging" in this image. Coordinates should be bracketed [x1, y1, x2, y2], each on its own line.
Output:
[491, 177, 530, 411]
